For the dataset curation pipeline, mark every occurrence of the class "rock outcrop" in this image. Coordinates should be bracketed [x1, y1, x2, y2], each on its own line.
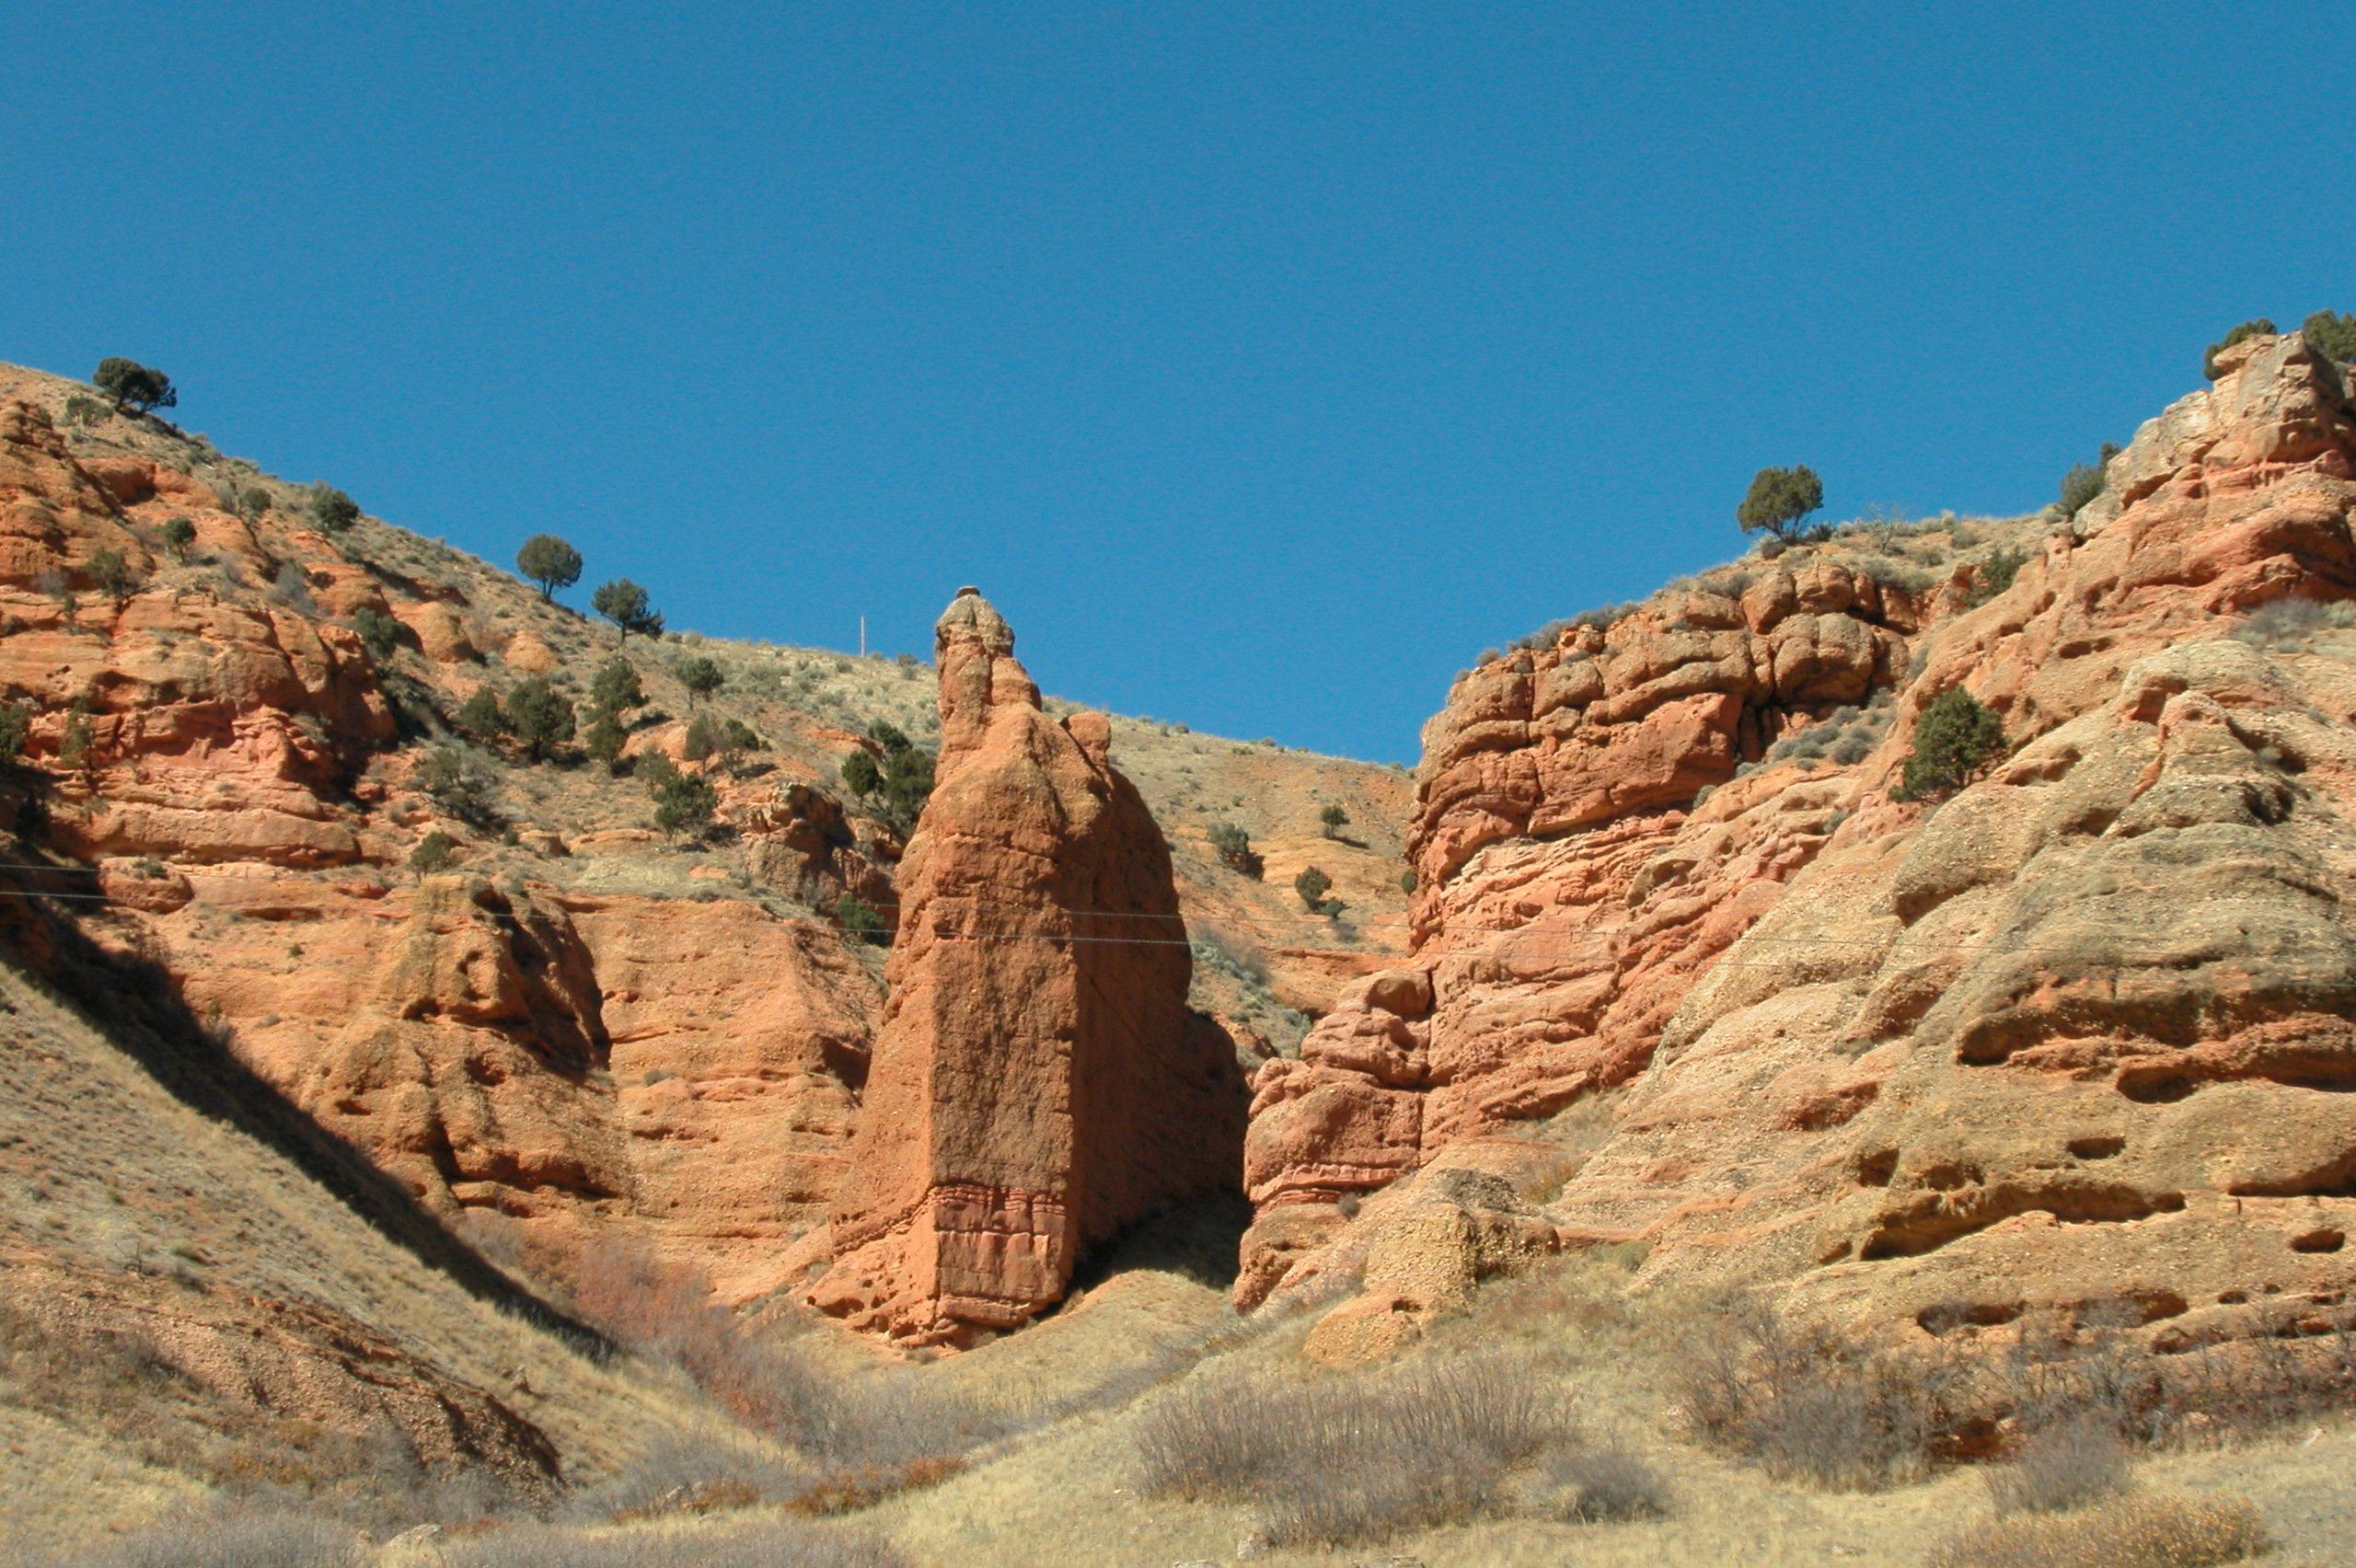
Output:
[810, 590, 1246, 1344]
[1242, 332, 2356, 1383]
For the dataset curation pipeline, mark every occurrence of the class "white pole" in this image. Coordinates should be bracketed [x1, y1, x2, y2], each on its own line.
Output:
[860, 616, 867, 657]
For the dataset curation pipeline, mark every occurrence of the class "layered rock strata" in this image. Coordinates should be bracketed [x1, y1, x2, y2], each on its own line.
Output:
[1242, 332, 2356, 1379]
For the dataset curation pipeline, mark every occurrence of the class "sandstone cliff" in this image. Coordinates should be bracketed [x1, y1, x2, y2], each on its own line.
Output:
[1242, 331, 2356, 1389]
[810, 590, 1246, 1343]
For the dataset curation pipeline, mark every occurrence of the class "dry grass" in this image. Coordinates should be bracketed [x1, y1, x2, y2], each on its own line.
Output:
[69, 1497, 365, 1568]
[1136, 1348, 1577, 1546]
[1926, 1491, 2273, 1568]
[1984, 1414, 2131, 1517]
[432, 1516, 908, 1568]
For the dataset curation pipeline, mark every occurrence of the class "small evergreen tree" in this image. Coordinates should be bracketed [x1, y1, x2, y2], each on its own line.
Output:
[841, 749, 881, 797]
[310, 487, 362, 535]
[515, 534, 583, 601]
[506, 677, 575, 761]
[1207, 821, 1262, 877]
[590, 657, 644, 716]
[1896, 687, 2007, 801]
[1736, 466, 1825, 542]
[93, 358, 176, 415]
[2058, 460, 2107, 518]
[87, 548, 133, 604]
[420, 746, 499, 824]
[352, 606, 403, 661]
[410, 831, 459, 874]
[456, 688, 507, 743]
[677, 654, 723, 704]
[2204, 318, 2277, 379]
[0, 698, 30, 761]
[879, 744, 935, 830]
[592, 579, 664, 641]
[583, 709, 629, 771]
[2304, 310, 2356, 364]
[159, 517, 197, 561]
[649, 764, 719, 838]
[1295, 864, 1336, 915]
[59, 709, 97, 772]
[833, 893, 889, 945]
[1968, 546, 2030, 608]
[1319, 803, 1349, 838]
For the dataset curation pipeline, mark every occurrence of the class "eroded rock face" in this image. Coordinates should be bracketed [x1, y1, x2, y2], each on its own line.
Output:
[811, 591, 1246, 1343]
[1244, 334, 2356, 1377]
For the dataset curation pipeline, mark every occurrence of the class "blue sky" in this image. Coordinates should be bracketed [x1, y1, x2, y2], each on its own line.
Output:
[7, 3, 2352, 761]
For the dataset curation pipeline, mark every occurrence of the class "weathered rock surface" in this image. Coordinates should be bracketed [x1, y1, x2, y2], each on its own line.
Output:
[1244, 333, 2356, 1378]
[810, 591, 1246, 1343]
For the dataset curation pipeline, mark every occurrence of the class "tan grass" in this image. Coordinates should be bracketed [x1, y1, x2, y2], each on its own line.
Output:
[1926, 1491, 2273, 1568]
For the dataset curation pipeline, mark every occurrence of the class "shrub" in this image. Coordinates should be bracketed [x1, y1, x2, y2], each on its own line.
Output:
[1294, 865, 1341, 917]
[410, 830, 459, 874]
[1984, 1413, 2131, 1517]
[834, 894, 889, 945]
[1737, 465, 1825, 542]
[93, 357, 176, 415]
[456, 687, 508, 742]
[159, 516, 197, 560]
[2058, 460, 2107, 518]
[1526, 1445, 1674, 1523]
[1136, 1351, 1574, 1547]
[647, 761, 719, 838]
[309, 486, 362, 535]
[1970, 546, 2030, 606]
[507, 676, 576, 760]
[87, 548, 134, 603]
[1896, 687, 2006, 801]
[2304, 308, 2356, 363]
[516, 533, 583, 601]
[267, 560, 318, 613]
[2203, 318, 2276, 379]
[351, 606, 402, 661]
[0, 698, 29, 761]
[593, 578, 664, 641]
[1399, 868, 1416, 893]
[1671, 1294, 1962, 1490]
[63, 392, 110, 426]
[434, 1516, 908, 1568]
[421, 745, 499, 824]
[677, 653, 724, 703]
[57, 709, 96, 770]
[1319, 803, 1349, 837]
[590, 656, 644, 715]
[2234, 596, 2352, 649]
[1926, 1491, 2270, 1568]
[1207, 822, 1263, 877]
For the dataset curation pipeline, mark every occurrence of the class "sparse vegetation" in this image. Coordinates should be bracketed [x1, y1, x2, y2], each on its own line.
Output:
[456, 687, 507, 743]
[1895, 686, 2006, 801]
[0, 698, 30, 761]
[642, 755, 719, 838]
[158, 516, 196, 560]
[516, 533, 583, 601]
[93, 357, 176, 416]
[1970, 545, 2031, 606]
[1983, 1413, 2131, 1518]
[2204, 317, 2276, 379]
[1319, 802, 1348, 838]
[1737, 464, 1825, 542]
[2234, 595, 2356, 650]
[87, 548, 133, 604]
[2059, 459, 2108, 519]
